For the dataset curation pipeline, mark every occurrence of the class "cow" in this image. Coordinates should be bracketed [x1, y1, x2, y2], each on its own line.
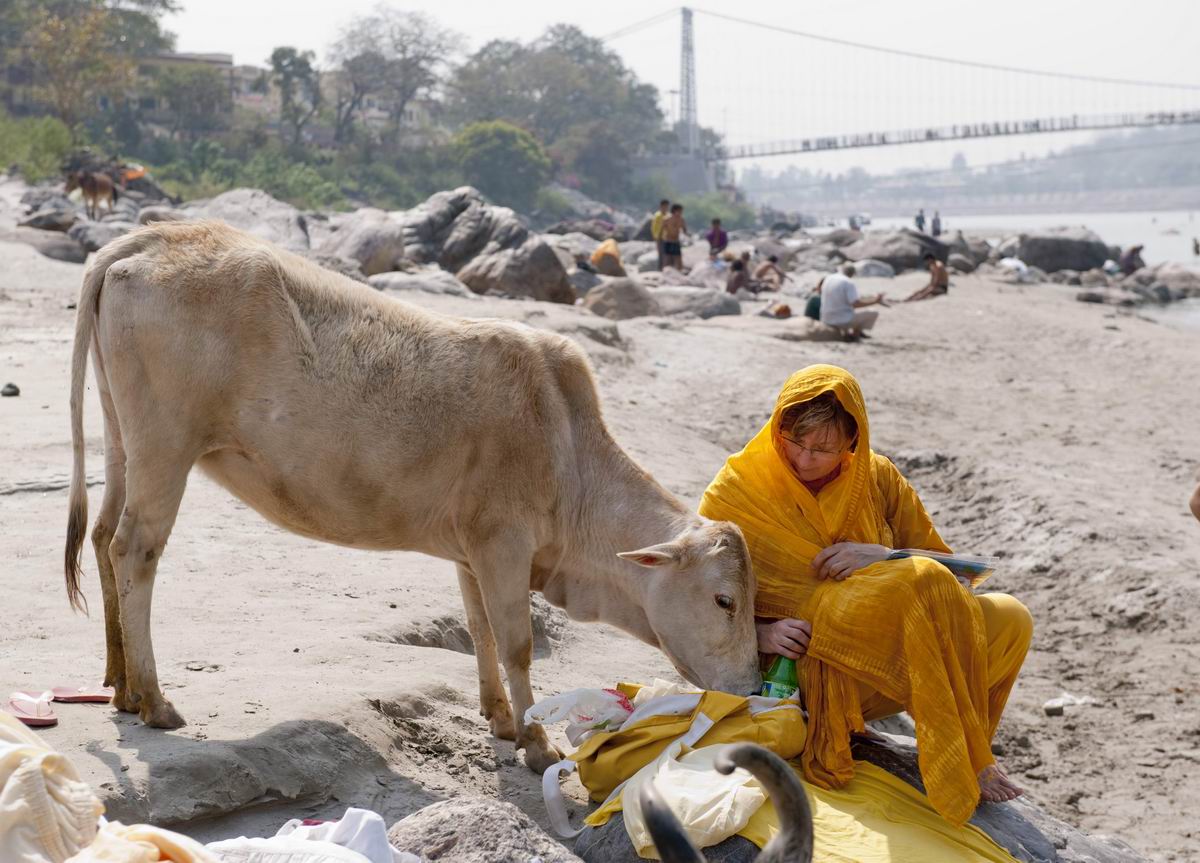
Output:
[64, 170, 118, 221]
[64, 221, 761, 772]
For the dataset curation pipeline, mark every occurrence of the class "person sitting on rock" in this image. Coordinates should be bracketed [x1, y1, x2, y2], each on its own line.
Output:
[804, 278, 823, 321]
[819, 264, 886, 340]
[699, 365, 1032, 823]
[661, 204, 688, 272]
[754, 255, 789, 291]
[906, 254, 950, 302]
[726, 259, 751, 294]
[1118, 245, 1145, 276]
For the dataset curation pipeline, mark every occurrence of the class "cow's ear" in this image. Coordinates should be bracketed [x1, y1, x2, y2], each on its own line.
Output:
[618, 543, 683, 568]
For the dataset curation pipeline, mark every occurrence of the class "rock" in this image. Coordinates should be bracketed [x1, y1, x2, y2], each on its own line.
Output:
[947, 253, 975, 273]
[1049, 269, 1082, 286]
[842, 229, 949, 271]
[389, 797, 582, 863]
[945, 230, 991, 265]
[68, 220, 135, 253]
[1, 383, 18, 397]
[100, 196, 140, 223]
[789, 243, 842, 273]
[19, 204, 78, 232]
[583, 278, 661, 320]
[635, 250, 660, 273]
[652, 286, 741, 319]
[458, 239, 576, 304]
[594, 255, 626, 278]
[1134, 711, 1155, 722]
[753, 238, 795, 267]
[400, 188, 575, 303]
[20, 185, 72, 212]
[10, 226, 88, 263]
[545, 218, 627, 242]
[575, 736, 1145, 862]
[136, 206, 185, 226]
[633, 215, 655, 242]
[823, 227, 862, 247]
[316, 208, 405, 276]
[568, 269, 604, 296]
[852, 258, 895, 279]
[618, 240, 654, 263]
[999, 228, 1109, 273]
[1043, 701, 1065, 717]
[369, 268, 477, 298]
[541, 183, 638, 232]
[1080, 268, 1110, 288]
[182, 188, 310, 251]
[1076, 288, 1141, 307]
[547, 232, 600, 261]
[300, 252, 370, 284]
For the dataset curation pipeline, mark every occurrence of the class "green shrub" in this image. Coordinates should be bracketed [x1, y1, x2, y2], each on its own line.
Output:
[533, 186, 574, 222]
[0, 109, 73, 182]
[453, 120, 551, 213]
[678, 192, 757, 231]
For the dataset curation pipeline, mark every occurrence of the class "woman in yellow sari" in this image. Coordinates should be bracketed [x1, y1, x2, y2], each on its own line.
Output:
[700, 364, 1032, 825]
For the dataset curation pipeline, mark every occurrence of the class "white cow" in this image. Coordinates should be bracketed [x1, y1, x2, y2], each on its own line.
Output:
[64, 221, 761, 771]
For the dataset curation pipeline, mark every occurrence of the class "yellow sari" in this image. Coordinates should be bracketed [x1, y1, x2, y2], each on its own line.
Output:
[700, 364, 998, 825]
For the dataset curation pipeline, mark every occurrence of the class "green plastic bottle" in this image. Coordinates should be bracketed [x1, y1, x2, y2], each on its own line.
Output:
[760, 655, 799, 699]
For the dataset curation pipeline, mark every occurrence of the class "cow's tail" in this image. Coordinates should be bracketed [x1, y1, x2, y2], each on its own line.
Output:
[65, 230, 153, 613]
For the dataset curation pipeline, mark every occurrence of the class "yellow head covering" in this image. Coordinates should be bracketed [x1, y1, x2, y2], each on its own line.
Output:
[700, 365, 994, 825]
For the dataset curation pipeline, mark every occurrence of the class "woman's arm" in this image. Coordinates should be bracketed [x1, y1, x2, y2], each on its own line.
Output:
[878, 456, 952, 553]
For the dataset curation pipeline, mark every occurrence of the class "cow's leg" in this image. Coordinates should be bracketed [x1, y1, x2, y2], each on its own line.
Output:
[92, 388, 131, 709]
[469, 533, 563, 773]
[109, 452, 192, 728]
[456, 563, 516, 740]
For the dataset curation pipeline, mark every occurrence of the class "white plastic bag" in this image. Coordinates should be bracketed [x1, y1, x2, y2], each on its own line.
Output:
[525, 688, 634, 746]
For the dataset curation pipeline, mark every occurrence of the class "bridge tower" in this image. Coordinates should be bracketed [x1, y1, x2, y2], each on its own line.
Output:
[680, 7, 699, 154]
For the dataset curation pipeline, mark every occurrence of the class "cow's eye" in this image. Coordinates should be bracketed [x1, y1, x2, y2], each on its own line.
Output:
[715, 594, 734, 611]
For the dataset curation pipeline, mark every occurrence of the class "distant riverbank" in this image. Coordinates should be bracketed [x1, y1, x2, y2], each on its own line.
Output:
[866, 209, 1200, 265]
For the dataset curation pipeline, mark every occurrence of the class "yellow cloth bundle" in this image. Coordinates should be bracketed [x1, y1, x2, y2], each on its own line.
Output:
[699, 364, 996, 825]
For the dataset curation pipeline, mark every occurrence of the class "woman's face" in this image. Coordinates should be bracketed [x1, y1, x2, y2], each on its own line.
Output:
[780, 422, 850, 482]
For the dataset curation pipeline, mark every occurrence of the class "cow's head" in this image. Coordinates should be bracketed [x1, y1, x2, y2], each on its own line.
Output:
[619, 520, 761, 696]
[64, 170, 85, 194]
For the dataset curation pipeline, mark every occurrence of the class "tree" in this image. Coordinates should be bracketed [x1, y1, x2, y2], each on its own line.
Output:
[156, 65, 232, 142]
[329, 7, 462, 149]
[448, 25, 665, 198]
[453, 120, 551, 212]
[25, 4, 135, 139]
[327, 50, 386, 145]
[269, 47, 321, 148]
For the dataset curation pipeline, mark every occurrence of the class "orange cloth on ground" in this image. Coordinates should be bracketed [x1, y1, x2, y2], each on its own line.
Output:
[699, 364, 1022, 825]
[590, 238, 622, 266]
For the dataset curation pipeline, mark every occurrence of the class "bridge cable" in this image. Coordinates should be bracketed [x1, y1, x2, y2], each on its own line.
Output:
[690, 7, 1200, 91]
[600, 8, 682, 42]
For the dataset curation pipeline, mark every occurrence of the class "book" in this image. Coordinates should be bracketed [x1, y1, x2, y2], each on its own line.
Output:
[886, 549, 997, 589]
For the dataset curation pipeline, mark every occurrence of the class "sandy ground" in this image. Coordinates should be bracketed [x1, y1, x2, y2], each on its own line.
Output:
[2, 238, 1199, 860]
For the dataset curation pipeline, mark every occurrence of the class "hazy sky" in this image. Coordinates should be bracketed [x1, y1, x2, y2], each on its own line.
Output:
[163, 1, 1200, 176]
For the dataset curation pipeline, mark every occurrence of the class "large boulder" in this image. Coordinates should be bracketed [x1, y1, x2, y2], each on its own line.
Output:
[458, 239, 576, 303]
[68, 220, 135, 253]
[945, 230, 991, 265]
[823, 227, 862, 247]
[545, 218, 628, 242]
[575, 736, 1144, 863]
[540, 183, 639, 232]
[9, 226, 88, 263]
[19, 203, 78, 232]
[182, 188, 310, 251]
[842, 229, 948, 271]
[389, 797, 582, 863]
[369, 267, 477, 298]
[947, 253, 975, 273]
[583, 278, 661, 320]
[652, 286, 741, 319]
[316, 207, 405, 276]
[999, 228, 1109, 273]
[852, 258, 895, 279]
[400, 187, 575, 303]
[633, 214, 655, 241]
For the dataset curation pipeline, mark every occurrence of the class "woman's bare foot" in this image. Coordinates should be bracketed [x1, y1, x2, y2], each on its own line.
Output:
[978, 764, 1024, 803]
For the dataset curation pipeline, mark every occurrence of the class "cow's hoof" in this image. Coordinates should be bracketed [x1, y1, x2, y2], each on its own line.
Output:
[522, 740, 565, 774]
[142, 699, 186, 729]
[111, 687, 138, 714]
[488, 706, 517, 741]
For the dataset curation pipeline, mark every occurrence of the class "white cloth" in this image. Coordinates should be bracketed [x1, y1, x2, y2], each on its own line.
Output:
[68, 822, 218, 862]
[0, 713, 102, 863]
[819, 273, 858, 327]
[620, 743, 766, 859]
[274, 809, 414, 863]
[207, 836, 372, 863]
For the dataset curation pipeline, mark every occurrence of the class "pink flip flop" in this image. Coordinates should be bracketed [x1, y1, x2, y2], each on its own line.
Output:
[50, 684, 114, 704]
[7, 691, 58, 727]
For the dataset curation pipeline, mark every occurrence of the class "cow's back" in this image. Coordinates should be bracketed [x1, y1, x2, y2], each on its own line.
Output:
[95, 221, 591, 558]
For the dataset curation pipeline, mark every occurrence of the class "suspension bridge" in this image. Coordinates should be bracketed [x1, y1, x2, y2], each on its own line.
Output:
[603, 7, 1200, 162]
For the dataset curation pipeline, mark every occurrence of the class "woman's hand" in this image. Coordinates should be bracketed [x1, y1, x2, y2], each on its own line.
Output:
[756, 618, 812, 659]
[812, 542, 891, 581]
